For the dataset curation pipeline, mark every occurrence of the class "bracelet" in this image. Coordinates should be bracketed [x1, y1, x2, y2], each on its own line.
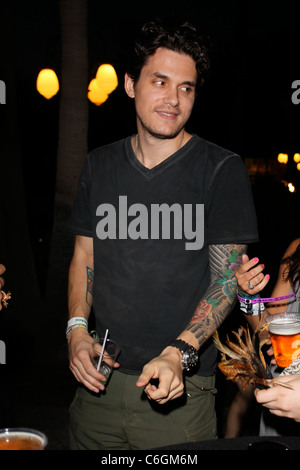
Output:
[237, 293, 295, 305]
[66, 324, 87, 338]
[239, 300, 265, 316]
[237, 290, 259, 300]
[67, 317, 88, 329]
[66, 317, 88, 338]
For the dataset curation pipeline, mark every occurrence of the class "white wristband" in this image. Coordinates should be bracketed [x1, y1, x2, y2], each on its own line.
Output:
[66, 317, 88, 338]
[66, 324, 88, 338]
[239, 301, 265, 316]
[67, 317, 88, 329]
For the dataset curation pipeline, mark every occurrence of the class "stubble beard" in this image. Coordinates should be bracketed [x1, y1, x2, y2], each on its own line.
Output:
[137, 112, 186, 141]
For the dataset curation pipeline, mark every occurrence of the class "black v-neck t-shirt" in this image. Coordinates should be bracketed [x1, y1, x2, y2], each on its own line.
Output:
[70, 134, 258, 375]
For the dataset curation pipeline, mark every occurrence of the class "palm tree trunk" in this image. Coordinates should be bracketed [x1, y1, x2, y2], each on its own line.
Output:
[56, 0, 89, 204]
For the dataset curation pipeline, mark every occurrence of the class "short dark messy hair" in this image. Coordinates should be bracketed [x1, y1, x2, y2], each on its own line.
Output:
[126, 18, 211, 88]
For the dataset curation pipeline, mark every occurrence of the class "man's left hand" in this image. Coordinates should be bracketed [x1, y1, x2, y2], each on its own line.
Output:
[136, 346, 184, 404]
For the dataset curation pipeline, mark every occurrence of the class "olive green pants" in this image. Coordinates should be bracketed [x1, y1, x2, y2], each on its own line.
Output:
[69, 370, 217, 450]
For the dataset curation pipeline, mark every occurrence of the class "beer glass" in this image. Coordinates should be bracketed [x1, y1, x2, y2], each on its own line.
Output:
[0, 428, 47, 450]
[267, 312, 300, 368]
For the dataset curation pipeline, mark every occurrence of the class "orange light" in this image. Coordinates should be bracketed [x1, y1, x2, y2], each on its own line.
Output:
[277, 153, 288, 164]
[293, 153, 300, 163]
[87, 79, 109, 106]
[288, 182, 295, 193]
[88, 64, 118, 106]
[36, 69, 59, 99]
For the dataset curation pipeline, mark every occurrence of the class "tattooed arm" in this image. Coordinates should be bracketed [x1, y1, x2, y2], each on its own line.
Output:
[68, 235, 94, 321]
[136, 244, 246, 403]
[184, 244, 246, 348]
[68, 235, 108, 393]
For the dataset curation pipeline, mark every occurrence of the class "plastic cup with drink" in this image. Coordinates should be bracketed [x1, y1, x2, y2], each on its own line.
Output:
[0, 428, 47, 450]
[91, 329, 120, 385]
[266, 312, 300, 369]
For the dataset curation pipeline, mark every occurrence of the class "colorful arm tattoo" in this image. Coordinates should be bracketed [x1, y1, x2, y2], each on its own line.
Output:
[186, 244, 247, 348]
[86, 266, 94, 306]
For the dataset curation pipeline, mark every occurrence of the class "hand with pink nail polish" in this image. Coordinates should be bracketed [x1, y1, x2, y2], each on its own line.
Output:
[235, 253, 270, 295]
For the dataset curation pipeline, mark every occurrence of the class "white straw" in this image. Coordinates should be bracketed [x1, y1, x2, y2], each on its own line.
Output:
[97, 328, 109, 371]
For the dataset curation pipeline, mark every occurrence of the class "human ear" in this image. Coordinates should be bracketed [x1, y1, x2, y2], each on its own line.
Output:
[124, 73, 135, 98]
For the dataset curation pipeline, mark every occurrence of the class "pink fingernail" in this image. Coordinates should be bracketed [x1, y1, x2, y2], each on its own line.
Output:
[266, 274, 270, 279]
[253, 257, 259, 263]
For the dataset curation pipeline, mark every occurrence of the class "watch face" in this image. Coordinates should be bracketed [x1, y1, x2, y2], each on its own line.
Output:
[182, 346, 198, 371]
[168, 340, 198, 371]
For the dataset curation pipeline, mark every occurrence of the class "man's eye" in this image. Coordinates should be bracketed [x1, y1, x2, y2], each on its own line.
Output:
[181, 86, 192, 93]
[154, 80, 165, 86]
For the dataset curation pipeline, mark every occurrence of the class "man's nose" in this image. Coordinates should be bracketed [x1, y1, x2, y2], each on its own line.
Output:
[164, 86, 179, 106]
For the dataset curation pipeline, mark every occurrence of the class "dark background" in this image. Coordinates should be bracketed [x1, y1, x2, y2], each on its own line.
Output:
[3, 1, 299, 283]
[0, 0, 299, 449]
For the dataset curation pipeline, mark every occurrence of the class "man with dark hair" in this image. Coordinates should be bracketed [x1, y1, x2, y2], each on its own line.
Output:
[67, 18, 258, 449]
[126, 20, 210, 88]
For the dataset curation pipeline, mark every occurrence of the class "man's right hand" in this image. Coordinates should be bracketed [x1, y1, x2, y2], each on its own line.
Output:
[68, 327, 108, 393]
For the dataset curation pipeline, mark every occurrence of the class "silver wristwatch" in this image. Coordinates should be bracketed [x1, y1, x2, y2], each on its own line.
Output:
[168, 339, 199, 372]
